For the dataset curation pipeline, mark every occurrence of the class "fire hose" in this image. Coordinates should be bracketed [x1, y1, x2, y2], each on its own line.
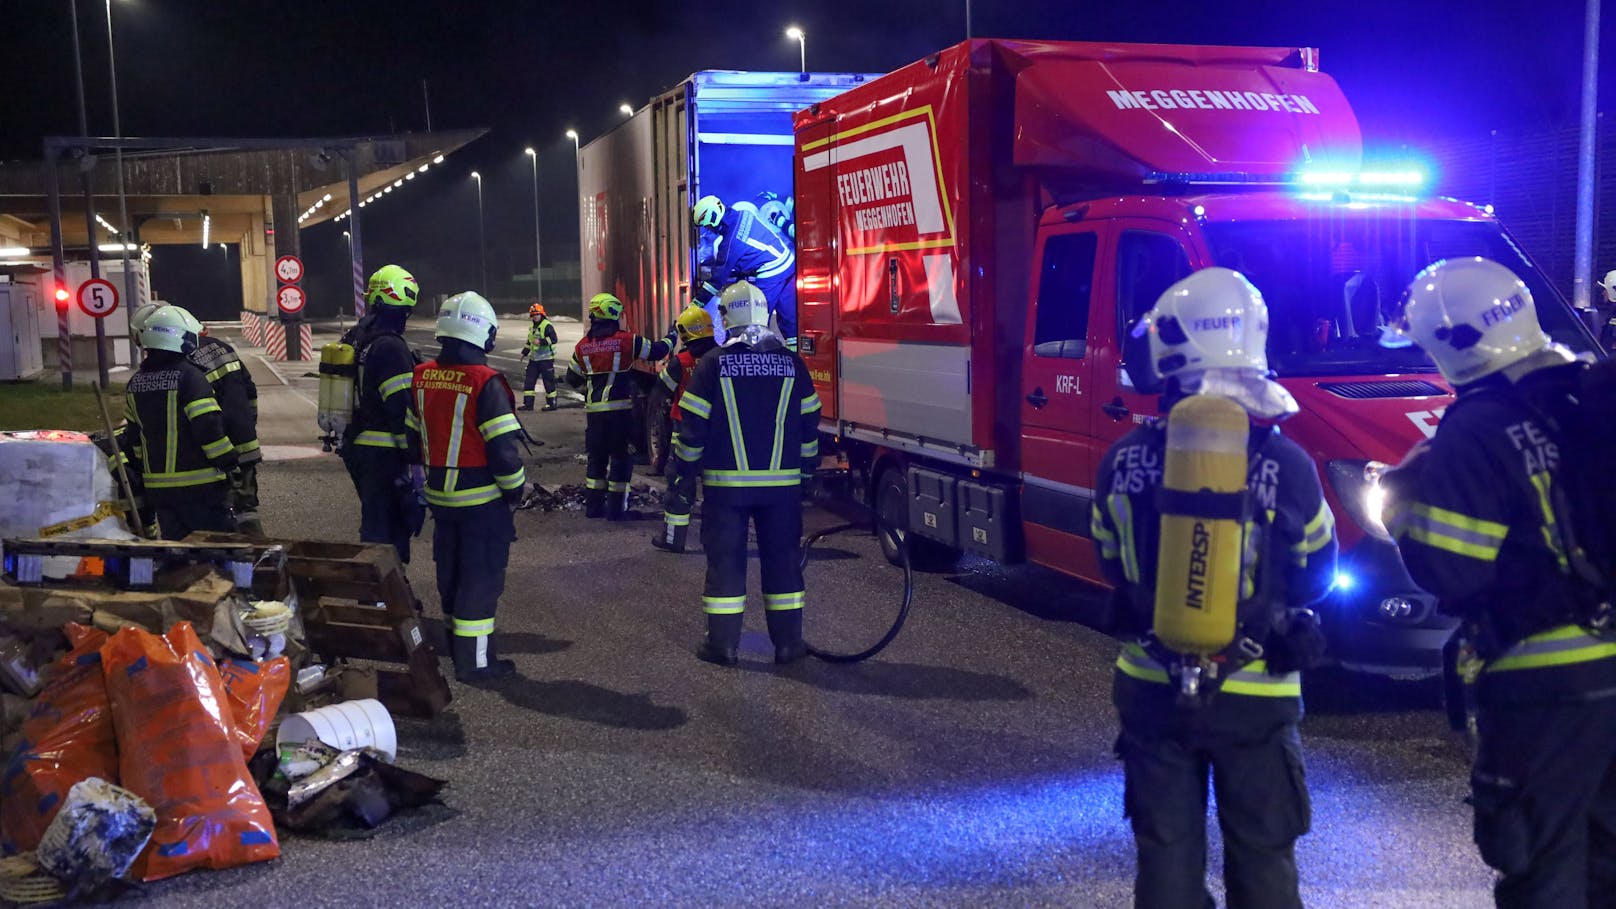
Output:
[799, 521, 915, 664]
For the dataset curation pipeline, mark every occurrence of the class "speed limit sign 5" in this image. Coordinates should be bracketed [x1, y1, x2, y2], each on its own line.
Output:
[274, 255, 305, 284]
[77, 278, 119, 318]
[276, 285, 307, 315]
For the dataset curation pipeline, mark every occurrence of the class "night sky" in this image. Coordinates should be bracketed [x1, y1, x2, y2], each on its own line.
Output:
[1, 0, 1607, 318]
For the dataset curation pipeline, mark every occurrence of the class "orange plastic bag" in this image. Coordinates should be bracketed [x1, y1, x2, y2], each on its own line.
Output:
[218, 657, 291, 762]
[100, 623, 279, 881]
[0, 625, 117, 855]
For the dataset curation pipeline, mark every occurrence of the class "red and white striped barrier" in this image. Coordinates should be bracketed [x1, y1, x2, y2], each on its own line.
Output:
[297, 322, 312, 361]
[264, 322, 285, 359]
[240, 311, 264, 347]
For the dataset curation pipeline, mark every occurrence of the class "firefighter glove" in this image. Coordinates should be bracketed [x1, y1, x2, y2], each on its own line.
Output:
[1266, 608, 1328, 674]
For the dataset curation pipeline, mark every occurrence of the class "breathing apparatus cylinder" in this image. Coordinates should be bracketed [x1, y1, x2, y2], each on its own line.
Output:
[1152, 393, 1249, 656]
[317, 342, 357, 444]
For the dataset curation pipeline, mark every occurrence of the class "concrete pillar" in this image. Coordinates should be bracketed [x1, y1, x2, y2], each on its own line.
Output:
[270, 191, 306, 359]
[240, 207, 268, 314]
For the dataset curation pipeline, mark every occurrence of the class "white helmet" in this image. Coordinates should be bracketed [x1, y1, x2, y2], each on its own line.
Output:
[139, 305, 201, 354]
[1599, 269, 1616, 304]
[435, 291, 499, 351]
[1133, 267, 1297, 418]
[717, 281, 769, 333]
[130, 301, 168, 334]
[1393, 258, 1557, 386]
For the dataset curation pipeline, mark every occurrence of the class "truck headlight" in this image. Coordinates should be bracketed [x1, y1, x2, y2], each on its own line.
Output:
[1325, 459, 1392, 543]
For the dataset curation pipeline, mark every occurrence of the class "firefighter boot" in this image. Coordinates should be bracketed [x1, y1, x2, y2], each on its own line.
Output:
[696, 613, 742, 667]
[650, 520, 688, 553]
[767, 608, 807, 665]
[584, 487, 606, 519]
[452, 633, 517, 683]
[542, 397, 558, 412]
[605, 485, 630, 521]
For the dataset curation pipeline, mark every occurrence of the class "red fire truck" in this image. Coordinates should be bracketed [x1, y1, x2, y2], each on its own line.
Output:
[795, 39, 1602, 675]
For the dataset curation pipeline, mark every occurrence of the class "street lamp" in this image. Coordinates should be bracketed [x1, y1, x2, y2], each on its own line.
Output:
[470, 171, 487, 295]
[619, 103, 634, 117]
[104, 0, 137, 332]
[565, 129, 580, 155]
[525, 147, 544, 303]
[785, 26, 806, 73]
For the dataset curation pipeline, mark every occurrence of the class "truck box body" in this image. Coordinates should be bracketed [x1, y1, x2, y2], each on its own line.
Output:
[797, 40, 1603, 675]
[577, 70, 877, 336]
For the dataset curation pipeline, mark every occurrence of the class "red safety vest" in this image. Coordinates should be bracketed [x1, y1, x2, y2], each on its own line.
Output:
[413, 361, 503, 468]
[670, 349, 699, 423]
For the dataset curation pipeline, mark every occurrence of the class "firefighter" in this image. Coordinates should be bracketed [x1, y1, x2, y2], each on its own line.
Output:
[564, 292, 677, 519]
[672, 281, 821, 666]
[692, 194, 798, 349]
[405, 292, 526, 682]
[1381, 257, 1616, 909]
[119, 306, 240, 540]
[1090, 268, 1337, 909]
[518, 301, 559, 411]
[341, 264, 422, 564]
[188, 311, 263, 533]
[653, 304, 719, 553]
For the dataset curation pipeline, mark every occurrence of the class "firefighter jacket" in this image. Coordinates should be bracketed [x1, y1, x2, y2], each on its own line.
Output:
[660, 338, 717, 423]
[523, 318, 558, 361]
[1384, 364, 1616, 705]
[348, 310, 416, 454]
[672, 337, 820, 503]
[190, 334, 260, 465]
[1090, 414, 1337, 703]
[118, 350, 239, 505]
[405, 339, 526, 510]
[566, 322, 675, 413]
[695, 208, 794, 304]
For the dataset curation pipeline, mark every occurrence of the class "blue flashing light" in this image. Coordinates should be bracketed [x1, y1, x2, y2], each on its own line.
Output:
[1333, 572, 1356, 591]
[1297, 169, 1425, 189]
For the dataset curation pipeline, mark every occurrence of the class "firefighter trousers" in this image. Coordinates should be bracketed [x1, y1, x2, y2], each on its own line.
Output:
[228, 461, 262, 535]
[152, 486, 235, 541]
[1114, 680, 1309, 909]
[432, 501, 514, 640]
[756, 272, 797, 343]
[1472, 694, 1616, 909]
[699, 494, 804, 647]
[522, 358, 556, 406]
[584, 410, 635, 516]
[341, 444, 414, 564]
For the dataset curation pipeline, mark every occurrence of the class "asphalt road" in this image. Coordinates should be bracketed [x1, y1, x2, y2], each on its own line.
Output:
[142, 321, 1494, 908]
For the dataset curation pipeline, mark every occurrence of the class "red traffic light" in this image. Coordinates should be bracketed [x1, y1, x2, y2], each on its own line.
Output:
[53, 287, 70, 303]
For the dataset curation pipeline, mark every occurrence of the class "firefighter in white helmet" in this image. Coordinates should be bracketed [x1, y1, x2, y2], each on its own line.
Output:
[1090, 267, 1337, 908]
[119, 306, 242, 539]
[404, 292, 527, 682]
[1381, 257, 1616, 907]
[671, 281, 821, 666]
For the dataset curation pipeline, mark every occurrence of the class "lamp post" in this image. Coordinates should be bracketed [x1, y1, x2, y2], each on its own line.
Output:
[470, 171, 486, 295]
[66, 0, 108, 386]
[619, 103, 634, 117]
[525, 147, 543, 302]
[785, 26, 806, 73]
[105, 0, 137, 327]
[565, 129, 580, 156]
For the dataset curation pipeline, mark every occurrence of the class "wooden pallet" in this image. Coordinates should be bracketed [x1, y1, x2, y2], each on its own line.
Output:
[186, 534, 451, 718]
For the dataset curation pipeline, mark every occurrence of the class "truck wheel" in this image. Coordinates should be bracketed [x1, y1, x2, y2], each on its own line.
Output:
[646, 382, 674, 476]
[874, 468, 958, 571]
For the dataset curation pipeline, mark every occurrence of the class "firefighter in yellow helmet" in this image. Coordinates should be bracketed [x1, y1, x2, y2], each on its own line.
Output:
[518, 301, 560, 411]
[340, 265, 423, 563]
[405, 292, 526, 681]
[117, 306, 240, 539]
[564, 292, 677, 519]
[653, 304, 719, 553]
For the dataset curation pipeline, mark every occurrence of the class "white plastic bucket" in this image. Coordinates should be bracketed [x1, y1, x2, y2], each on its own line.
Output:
[275, 698, 397, 762]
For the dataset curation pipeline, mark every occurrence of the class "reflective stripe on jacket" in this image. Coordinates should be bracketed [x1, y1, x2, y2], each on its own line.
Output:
[409, 359, 525, 508]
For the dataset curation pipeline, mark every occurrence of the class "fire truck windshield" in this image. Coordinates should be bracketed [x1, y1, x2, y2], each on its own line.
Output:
[1202, 218, 1591, 377]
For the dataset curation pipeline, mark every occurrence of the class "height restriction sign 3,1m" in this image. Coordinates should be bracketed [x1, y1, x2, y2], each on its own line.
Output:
[276, 284, 306, 315]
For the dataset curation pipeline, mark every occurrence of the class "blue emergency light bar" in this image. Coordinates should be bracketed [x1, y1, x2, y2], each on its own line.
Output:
[1143, 169, 1427, 189]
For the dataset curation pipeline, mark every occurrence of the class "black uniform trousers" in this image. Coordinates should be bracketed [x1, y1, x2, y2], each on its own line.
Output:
[431, 502, 514, 626]
[1472, 694, 1616, 909]
[1114, 674, 1309, 909]
[522, 358, 556, 405]
[341, 444, 415, 564]
[584, 410, 635, 511]
[228, 462, 262, 535]
[152, 485, 235, 541]
[699, 489, 804, 646]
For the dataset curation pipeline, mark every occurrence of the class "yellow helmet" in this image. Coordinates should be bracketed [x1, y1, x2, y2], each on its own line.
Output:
[588, 292, 625, 322]
[692, 195, 725, 229]
[366, 264, 419, 309]
[675, 305, 714, 343]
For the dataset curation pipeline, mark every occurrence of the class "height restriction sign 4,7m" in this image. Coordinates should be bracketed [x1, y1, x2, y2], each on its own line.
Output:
[77, 277, 119, 318]
[274, 255, 305, 284]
